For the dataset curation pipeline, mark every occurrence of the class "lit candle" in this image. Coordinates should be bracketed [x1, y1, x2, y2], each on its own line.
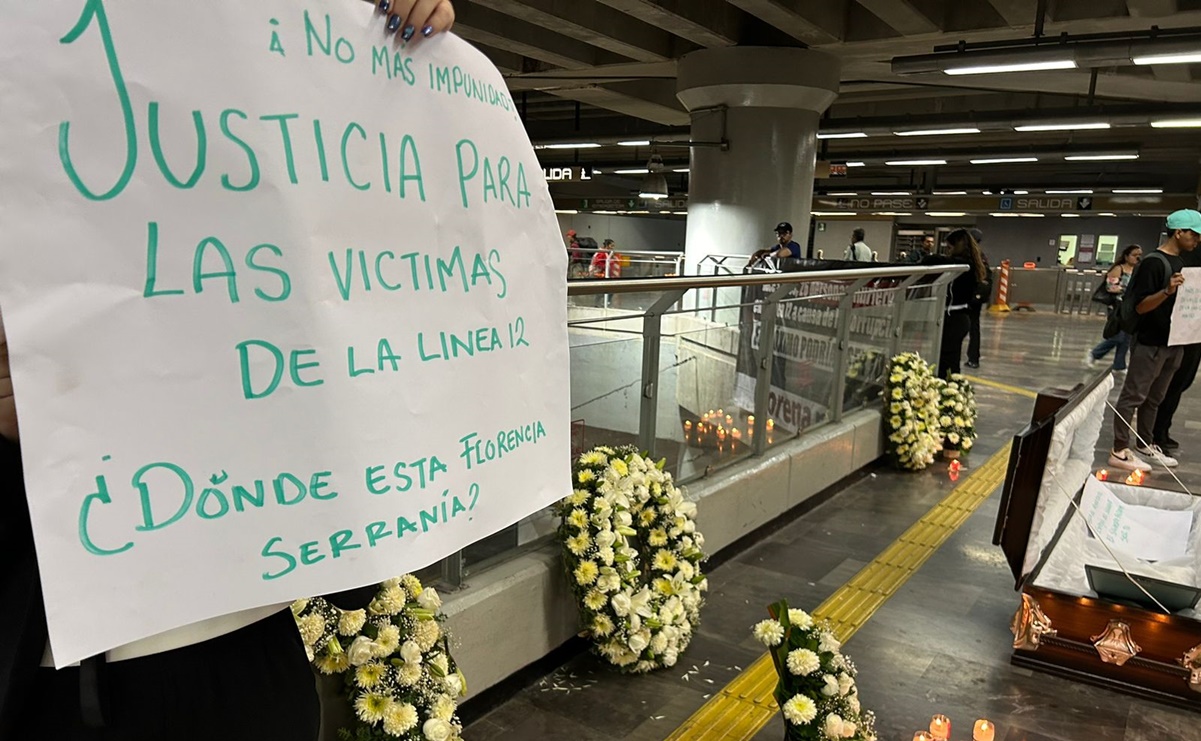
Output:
[766, 419, 775, 431]
[684, 421, 692, 431]
[732, 428, 742, 439]
[913, 733, 933, 741]
[717, 408, 724, 416]
[1095, 468, 1109, 481]
[929, 715, 950, 740]
[973, 719, 995, 741]
[725, 414, 733, 425]
[747, 414, 755, 425]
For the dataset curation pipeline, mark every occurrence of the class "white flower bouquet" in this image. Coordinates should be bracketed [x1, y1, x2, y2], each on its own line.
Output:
[936, 374, 977, 453]
[292, 575, 465, 741]
[756, 600, 877, 741]
[883, 352, 942, 471]
[555, 445, 708, 673]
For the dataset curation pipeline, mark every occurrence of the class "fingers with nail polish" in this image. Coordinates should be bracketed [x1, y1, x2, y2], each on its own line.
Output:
[386, 14, 401, 32]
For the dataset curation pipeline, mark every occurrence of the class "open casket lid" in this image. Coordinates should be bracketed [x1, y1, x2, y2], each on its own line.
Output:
[993, 370, 1114, 588]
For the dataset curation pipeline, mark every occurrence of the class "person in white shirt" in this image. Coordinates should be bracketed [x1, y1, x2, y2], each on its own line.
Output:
[845, 228, 872, 261]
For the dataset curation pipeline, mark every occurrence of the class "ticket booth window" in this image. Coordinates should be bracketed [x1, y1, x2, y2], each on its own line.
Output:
[1096, 235, 1119, 265]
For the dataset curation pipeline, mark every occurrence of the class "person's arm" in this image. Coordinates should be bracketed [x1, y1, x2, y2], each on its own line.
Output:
[1134, 257, 1183, 314]
[1105, 264, 1124, 292]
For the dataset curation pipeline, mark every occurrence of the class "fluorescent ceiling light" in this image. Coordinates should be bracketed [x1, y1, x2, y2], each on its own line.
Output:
[618, 140, 651, 146]
[594, 210, 617, 214]
[1132, 51, 1201, 66]
[1064, 154, 1139, 161]
[871, 191, 911, 196]
[818, 132, 869, 139]
[639, 192, 668, 200]
[673, 168, 690, 173]
[1151, 119, 1201, 128]
[1019, 213, 1046, 217]
[970, 157, 1039, 164]
[885, 159, 947, 166]
[535, 142, 602, 150]
[945, 59, 1077, 76]
[989, 213, 1021, 217]
[1013, 190, 1029, 194]
[934, 190, 968, 195]
[894, 128, 980, 137]
[615, 168, 650, 174]
[673, 211, 688, 215]
[1046, 189, 1093, 194]
[925, 212, 968, 217]
[874, 212, 912, 216]
[846, 162, 866, 167]
[1112, 188, 1162, 194]
[1060, 213, 1082, 218]
[1098, 212, 1118, 217]
[826, 192, 859, 196]
[812, 211, 859, 216]
[1014, 122, 1110, 132]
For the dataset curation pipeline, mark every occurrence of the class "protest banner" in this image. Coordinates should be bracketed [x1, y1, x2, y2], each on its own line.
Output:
[0, 0, 570, 667]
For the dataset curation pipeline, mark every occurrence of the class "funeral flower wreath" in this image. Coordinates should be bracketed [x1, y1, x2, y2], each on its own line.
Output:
[937, 374, 977, 453]
[293, 575, 466, 741]
[555, 445, 708, 673]
[884, 352, 943, 471]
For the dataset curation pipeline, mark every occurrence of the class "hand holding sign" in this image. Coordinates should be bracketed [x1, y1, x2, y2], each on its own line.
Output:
[0, 0, 569, 667]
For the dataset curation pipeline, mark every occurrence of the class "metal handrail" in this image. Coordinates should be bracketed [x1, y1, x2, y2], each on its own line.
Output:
[567, 263, 967, 295]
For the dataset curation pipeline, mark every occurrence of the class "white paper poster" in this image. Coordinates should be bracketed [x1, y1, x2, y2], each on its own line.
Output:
[1169, 267, 1201, 346]
[1081, 477, 1193, 562]
[0, 0, 570, 666]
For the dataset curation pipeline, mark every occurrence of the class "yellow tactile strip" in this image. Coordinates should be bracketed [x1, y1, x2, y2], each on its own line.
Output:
[665, 443, 1012, 741]
[962, 374, 1039, 399]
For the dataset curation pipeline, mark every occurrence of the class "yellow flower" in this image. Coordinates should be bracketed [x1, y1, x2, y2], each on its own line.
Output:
[609, 459, 629, 477]
[381, 701, 419, 736]
[355, 663, 386, 689]
[584, 590, 607, 610]
[568, 509, 588, 529]
[890, 403, 902, 413]
[592, 614, 615, 636]
[889, 415, 902, 428]
[639, 508, 658, 526]
[566, 533, 591, 555]
[577, 470, 596, 484]
[568, 489, 589, 506]
[891, 388, 903, 400]
[354, 692, 390, 724]
[653, 550, 678, 571]
[654, 577, 675, 595]
[647, 528, 668, 547]
[574, 560, 599, 585]
[580, 451, 608, 466]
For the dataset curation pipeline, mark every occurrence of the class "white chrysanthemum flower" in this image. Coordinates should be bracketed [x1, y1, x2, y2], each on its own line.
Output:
[574, 560, 599, 585]
[592, 614, 615, 637]
[346, 635, 377, 666]
[782, 695, 818, 725]
[580, 451, 608, 467]
[432, 694, 457, 721]
[370, 586, 407, 616]
[376, 624, 401, 655]
[584, 590, 607, 611]
[382, 701, 420, 736]
[396, 660, 423, 686]
[752, 619, 785, 647]
[315, 652, 350, 675]
[820, 632, 842, 653]
[413, 619, 441, 652]
[338, 609, 367, 636]
[354, 663, 386, 689]
[786, 648, 820, 676]
[296, 613, 326, 646]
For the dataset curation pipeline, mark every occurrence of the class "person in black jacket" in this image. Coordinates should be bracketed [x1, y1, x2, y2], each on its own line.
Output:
[922, 229, 988, 379]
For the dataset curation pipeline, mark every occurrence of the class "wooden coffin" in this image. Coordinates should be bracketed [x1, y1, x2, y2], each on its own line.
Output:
[993, 372, 1201, 710]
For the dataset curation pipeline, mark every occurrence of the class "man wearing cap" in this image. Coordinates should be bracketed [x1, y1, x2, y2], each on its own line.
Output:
[1109, 208, 1201, 472]
[746, 222, 802, 268]
[1153, 213, 1201, 453]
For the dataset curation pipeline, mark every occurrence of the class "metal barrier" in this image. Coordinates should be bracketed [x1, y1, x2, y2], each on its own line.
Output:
[1055, 269, 1108, 316]
[425, 263, 966, 588]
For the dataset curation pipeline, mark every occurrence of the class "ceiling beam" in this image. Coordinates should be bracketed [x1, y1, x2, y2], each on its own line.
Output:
[593, 0, 740, 48]
[1125, 0, 1191, 83]
[454, 3, 627, 69]
[723, 0, 842, 46]
[468, 0, 682, 63]
[475, 44, 526, 74]
[548, 80, 691, 126]
[502, 60, 678, 92]
[856, 0, 939, 36]
[984, 0, 1040, 26]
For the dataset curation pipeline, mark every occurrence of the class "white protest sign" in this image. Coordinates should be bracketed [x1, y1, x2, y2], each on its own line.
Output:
[1169, 267, 1201, 346]
[0, 0, 570, 667]
[1081, 477, 1193, 562]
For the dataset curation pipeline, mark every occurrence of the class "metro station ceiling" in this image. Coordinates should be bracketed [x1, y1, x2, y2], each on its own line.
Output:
[456, 0, 1201, 201]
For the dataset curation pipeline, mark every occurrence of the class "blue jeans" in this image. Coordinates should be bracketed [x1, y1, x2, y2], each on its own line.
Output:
[1091, 331, 1130, 370]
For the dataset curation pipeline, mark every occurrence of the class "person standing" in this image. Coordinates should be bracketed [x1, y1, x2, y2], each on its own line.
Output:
[905, 235, 934, 264]
[1152, 235, 1201, 452]
[845, 228, 872, 261]
[746, 221, 802, 268]
[922, 229, 988, 379]
[964, 228, 991, 369]
[590, 239, 622, 278]
[1108, 209, 1201, 472]
[1086, 244, 1142, 372]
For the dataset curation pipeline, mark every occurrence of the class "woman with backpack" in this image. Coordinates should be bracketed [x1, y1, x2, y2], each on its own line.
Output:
[922, 229, 989, 379]
[1086, 244, 1142, 373]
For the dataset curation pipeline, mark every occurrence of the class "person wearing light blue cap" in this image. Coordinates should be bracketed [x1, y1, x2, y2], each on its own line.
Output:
[1109, 208, 1201, 473]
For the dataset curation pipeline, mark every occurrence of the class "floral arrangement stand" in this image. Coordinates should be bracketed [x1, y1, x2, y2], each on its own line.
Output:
[293, 575, 466, 741]
[556, 445, 708, 673]
[937, 374, 977, 460]
[754, 600, 876, 741]
[885, 352, 942, 471]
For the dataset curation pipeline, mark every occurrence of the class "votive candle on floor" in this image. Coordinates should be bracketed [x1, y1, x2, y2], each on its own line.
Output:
[974, 719, 996, 741]
[929, 715, 950, 740]
[913, 733, 934, 741]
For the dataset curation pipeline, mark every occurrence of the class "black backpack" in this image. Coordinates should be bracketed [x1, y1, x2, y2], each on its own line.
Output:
[1118, 252, 1171, 335]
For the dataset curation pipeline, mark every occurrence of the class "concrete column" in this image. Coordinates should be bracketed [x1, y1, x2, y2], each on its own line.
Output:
[677, 48, 841, 275]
